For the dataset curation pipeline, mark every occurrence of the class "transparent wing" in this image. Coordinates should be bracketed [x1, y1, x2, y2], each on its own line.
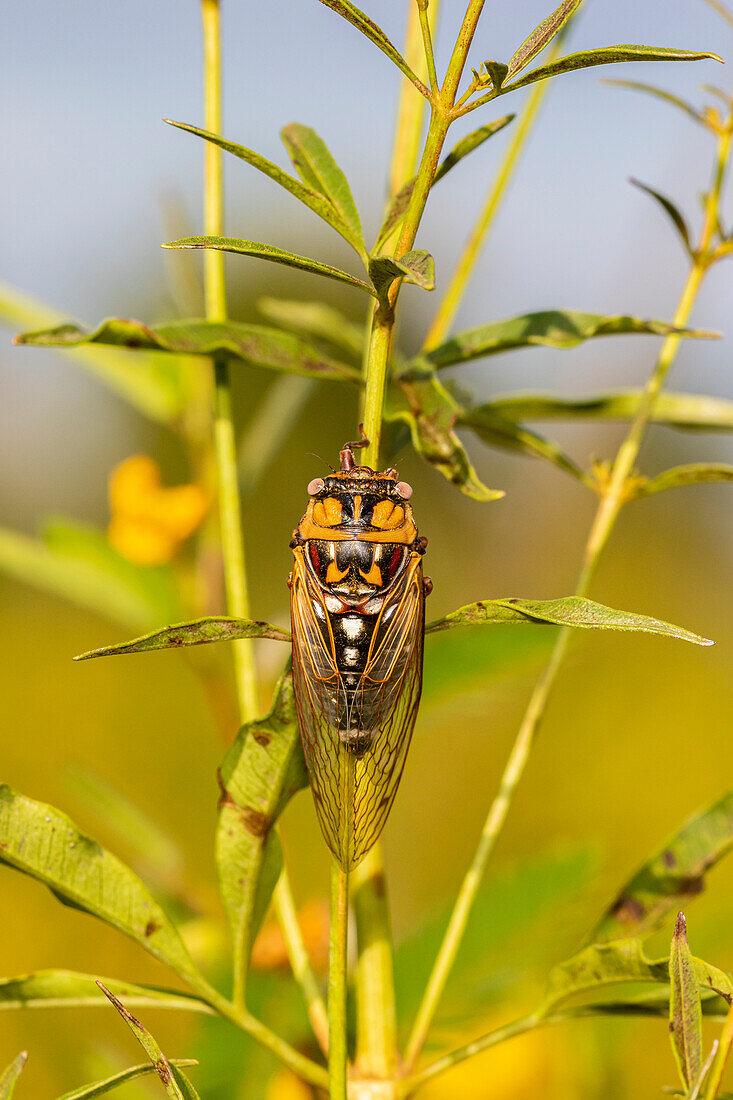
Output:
[291, 548, 424, 869]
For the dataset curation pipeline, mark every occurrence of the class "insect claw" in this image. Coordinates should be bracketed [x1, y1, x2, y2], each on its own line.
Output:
[423, 576, 433, 596]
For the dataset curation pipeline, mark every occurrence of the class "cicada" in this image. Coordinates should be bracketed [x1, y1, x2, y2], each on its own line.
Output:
[289, 432, 430, 869]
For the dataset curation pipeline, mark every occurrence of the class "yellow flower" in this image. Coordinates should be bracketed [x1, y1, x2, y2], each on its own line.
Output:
[108, 454, 208, 565]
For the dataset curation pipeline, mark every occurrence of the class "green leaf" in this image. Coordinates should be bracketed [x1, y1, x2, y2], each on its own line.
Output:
[670, 913, 703, 1089]
[55, 1060, 199, 1100]
[482, 390, 733, 432]
[375, 180, 415, 251]
[164, 119, 363, 257]
[542, 938, 733, 1014]
[0, 970, 213, 1014]
[506, 0, 584, 81]
[0, 1053, 27, 1100]
[216, 666, 309, 991]
[426, 595, 713, 645]
[1, 281, 185, 424]
[0, 521, 180, 634]
[16, 318, 359, 383]
[501, 46, 722, 96]
[639, 463, 733, 496]
[433, 115, 516, 183]
[457, 405, 585, 481]
[0, 786, 202, 986]
[602, 80, 709, 128]
[98, 984, 200, 1099]
[257, 297, 364, 360]
[403, 311, 712, 376]
[368, 249, 435, 302]
[164, 237, 376, 298]
[386, 376, 504, 501]
[631, 178, 693, 256]
[314, 0, 424, 88]
[589, 791, 733, 944]
[280, 123, 365, 257]
[74, 615, 290, 661]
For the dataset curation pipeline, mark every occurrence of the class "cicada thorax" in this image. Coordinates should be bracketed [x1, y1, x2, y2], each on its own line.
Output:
[289, 439, 429, 868]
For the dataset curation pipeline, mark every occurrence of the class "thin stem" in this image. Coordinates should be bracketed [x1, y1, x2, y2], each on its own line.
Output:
[353, 846, 397, 1075]
[274, 873, 330, 1056]
[201, 0, 328, 1039]
[417, 1, 439, 95]
[404, 115, 732, 1073]
[329, 752, 353, 1100]
[703, 998, 733, 1100]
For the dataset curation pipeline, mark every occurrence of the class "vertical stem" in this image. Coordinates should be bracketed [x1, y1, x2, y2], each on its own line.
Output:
[703, 998, 733, 1100]
[329, 751, 354, 1100]
[353, 846, 397, 1076]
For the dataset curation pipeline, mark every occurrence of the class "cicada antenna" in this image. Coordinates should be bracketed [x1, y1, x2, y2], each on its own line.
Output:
[305, 451, 336, 473]
[340, 423, 370, 472]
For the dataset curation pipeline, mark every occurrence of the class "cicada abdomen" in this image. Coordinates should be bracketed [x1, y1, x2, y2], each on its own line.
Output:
[288, 433, 430, 869]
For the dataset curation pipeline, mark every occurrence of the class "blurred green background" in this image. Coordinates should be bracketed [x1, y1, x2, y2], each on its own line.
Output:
[3, 1, 733, 1096]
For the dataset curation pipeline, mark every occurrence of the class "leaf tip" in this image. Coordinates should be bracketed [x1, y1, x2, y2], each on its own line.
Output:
[674, 910, 687, 939]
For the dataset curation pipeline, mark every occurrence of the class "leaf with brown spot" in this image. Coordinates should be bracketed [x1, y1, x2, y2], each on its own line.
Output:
[669, 912, 703, 1089]
[215, 665, 308, 994]
[589, 791, 733, 944]
[74, 615, 290, 661]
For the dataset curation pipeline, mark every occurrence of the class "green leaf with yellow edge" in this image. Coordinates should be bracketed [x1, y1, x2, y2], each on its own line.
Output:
[0, 786, 203, 988]
[16, 318, 359, 383]
[216, 666, 308, 993]
[433, 115, 516, 183]
[670, 912, 703, 1089]
[314, 0, 424, 89]
[164, 237, 376, 298]
[98, 984, 200, 1099]
[56, 1060, 199, 1100]
[639, 464, 733, 496]
[0, 1053, 26, 1100]
[403, 311, 713, 376]
[541, 938, 733, 1015]
[387, 376, 504, 501]
[482, 390, 733, 431]
[506, 0, 584, 81]
[458, 405, 585, 482]
[257, 298, 364, 360]
[1, 281, 185, 424]
[74, 615, 290, 661]
[426, 595, 713, 645]
[631, 178, 693, 256]
[0, 970, 213, 1015]
[369, 249, 435, 302]
[589, 791, 733, 944]
[501, 46, 722, 96]
[164, 119, 362, 257]
[0, 521, 179, 634]
[280, 123, 365, 258]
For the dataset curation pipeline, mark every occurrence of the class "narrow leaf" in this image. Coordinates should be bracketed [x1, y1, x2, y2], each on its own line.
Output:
[280, 123, 365, 255]
[640, 463, 733, 496]
[702, 0, 733, 30]
[98, 985, 199, 1099]
[0, 1053, 27, 1100]
[314, 0, 424, 88]
[375, 180, 415, 251]
[369, 249, 435, 301]
[506, 0, 584, 81]
[0, 970, 213, 1014]
[458, 405, 585, 481]
[164, 119, 362, 255]
[426, 595, 713, 645]
[0, 786, 202, 986]
[0, 522, 179, 634]
[257, 298, 364, 360]
[56, 1060, 199, 1100]
[75, 615, 290, 661]
[387, 377, 504, 501]
[670, 912, 703, 1088]
[542, 938, 733, 1014]
[433, 115, 516, 183]
[482, 390, 733, 432]
[16, 318, 359, 383]
[403, 311, 711, 375]
[603, 80, 709, 128]
[502, 47, 723, 96]
[702, 1000, 733, 1100]
[216, 667, 309, 991]
[631, 178, 693, 255]
[164, 237, 376, 298]
[590, 791, 733, 944]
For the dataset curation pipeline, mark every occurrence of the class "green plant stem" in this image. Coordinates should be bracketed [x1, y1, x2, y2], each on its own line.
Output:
[329, 751, 354, 1100]
[353, 846, 397, 1076]
[201, 0, 328, 1041]
[274, 872, 330, 1055]
[403, 115, 732, 1074]
[703, 997, 733, 1099]
[417, 1, 439, 95]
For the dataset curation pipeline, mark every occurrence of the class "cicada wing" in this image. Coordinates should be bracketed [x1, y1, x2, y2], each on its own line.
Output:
[350, 553, 424, 866]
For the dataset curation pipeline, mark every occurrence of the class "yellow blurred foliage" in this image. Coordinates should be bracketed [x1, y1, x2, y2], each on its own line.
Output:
[265, 1068, 314, 1100]
[107, 454, 208, 565]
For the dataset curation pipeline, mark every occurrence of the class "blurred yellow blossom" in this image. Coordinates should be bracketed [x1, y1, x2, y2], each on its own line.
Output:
[251, 898, 330, 972]
[265, 1068, 313, 1100]
[107, 454, 209, 565]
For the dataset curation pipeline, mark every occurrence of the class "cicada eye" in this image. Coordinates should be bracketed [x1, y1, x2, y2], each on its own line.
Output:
[395, 481, 413, 500]
[307, 478, 325, 496]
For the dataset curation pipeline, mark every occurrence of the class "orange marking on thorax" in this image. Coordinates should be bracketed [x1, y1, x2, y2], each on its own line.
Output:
[313, 497, 343, 526]
[353, 494, 362, 521]
[325, 559, 349, 583]
[359, 561, 383, 586]
[372, 500, 405, 530]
